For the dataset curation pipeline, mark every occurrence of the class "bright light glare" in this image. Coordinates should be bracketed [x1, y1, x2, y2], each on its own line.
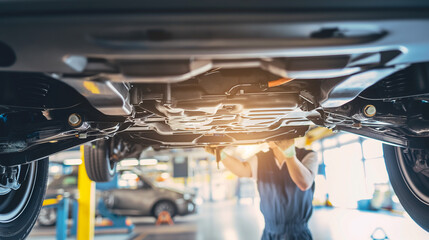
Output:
[120, 159, 139, 166]
[195, 197, 203, 205]
[234, 143, 269, 159]
[139, 158, 158, 165]
[64, 158, 82, 165]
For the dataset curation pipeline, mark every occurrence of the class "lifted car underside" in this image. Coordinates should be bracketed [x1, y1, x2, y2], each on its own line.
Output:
[1, 9, 429, 167]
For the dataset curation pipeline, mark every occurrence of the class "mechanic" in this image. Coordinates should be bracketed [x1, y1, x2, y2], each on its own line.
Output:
[206, 139, 318, 240]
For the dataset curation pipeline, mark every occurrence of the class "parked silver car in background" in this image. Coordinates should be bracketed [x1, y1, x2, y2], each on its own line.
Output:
[102, 169, 197, 219]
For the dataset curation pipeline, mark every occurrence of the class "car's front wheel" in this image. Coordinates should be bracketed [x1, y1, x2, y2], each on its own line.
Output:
[153, 201, 176, 219]
[383, 144, 429, 231]
[0, 158, 49, 240]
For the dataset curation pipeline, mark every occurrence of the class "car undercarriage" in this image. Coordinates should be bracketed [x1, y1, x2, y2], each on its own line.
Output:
[2, 17, 429, 162]
[0, 2, 429, 238]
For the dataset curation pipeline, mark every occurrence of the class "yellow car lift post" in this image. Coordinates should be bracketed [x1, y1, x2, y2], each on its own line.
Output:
[77, 145, 96, 240]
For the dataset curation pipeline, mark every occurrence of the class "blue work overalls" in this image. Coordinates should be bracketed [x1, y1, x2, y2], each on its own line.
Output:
[256, 148, 315, 240]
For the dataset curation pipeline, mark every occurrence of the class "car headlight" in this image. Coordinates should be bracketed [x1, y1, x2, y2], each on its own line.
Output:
[183, 193, 191, 200]
[188, 202, 194, 212]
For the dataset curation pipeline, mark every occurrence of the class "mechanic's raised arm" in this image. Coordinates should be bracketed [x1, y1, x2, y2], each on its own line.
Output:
[205, 146, 252, 178]
[269, 141, 318, 191]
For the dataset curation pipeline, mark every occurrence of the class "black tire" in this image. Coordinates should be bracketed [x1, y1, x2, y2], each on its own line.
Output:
[0, 158, 49, 240]
[153, 200, 176, 219]
[383, 144, 429, 231]
[84, 139, 117, 182]
[37, 208, 57, 227]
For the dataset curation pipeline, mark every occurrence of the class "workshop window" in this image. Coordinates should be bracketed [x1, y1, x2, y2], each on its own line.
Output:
[362, 139, 383, 159]
[322, 138, 338, 148]
[338, 133, 359, 144]
[362, 139, 388, 195]
[324, 142, 366, 208]
[317, 133, 391, 209]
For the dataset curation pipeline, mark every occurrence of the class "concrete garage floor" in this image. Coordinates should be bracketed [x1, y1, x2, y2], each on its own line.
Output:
[29, 200, 428, 240]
